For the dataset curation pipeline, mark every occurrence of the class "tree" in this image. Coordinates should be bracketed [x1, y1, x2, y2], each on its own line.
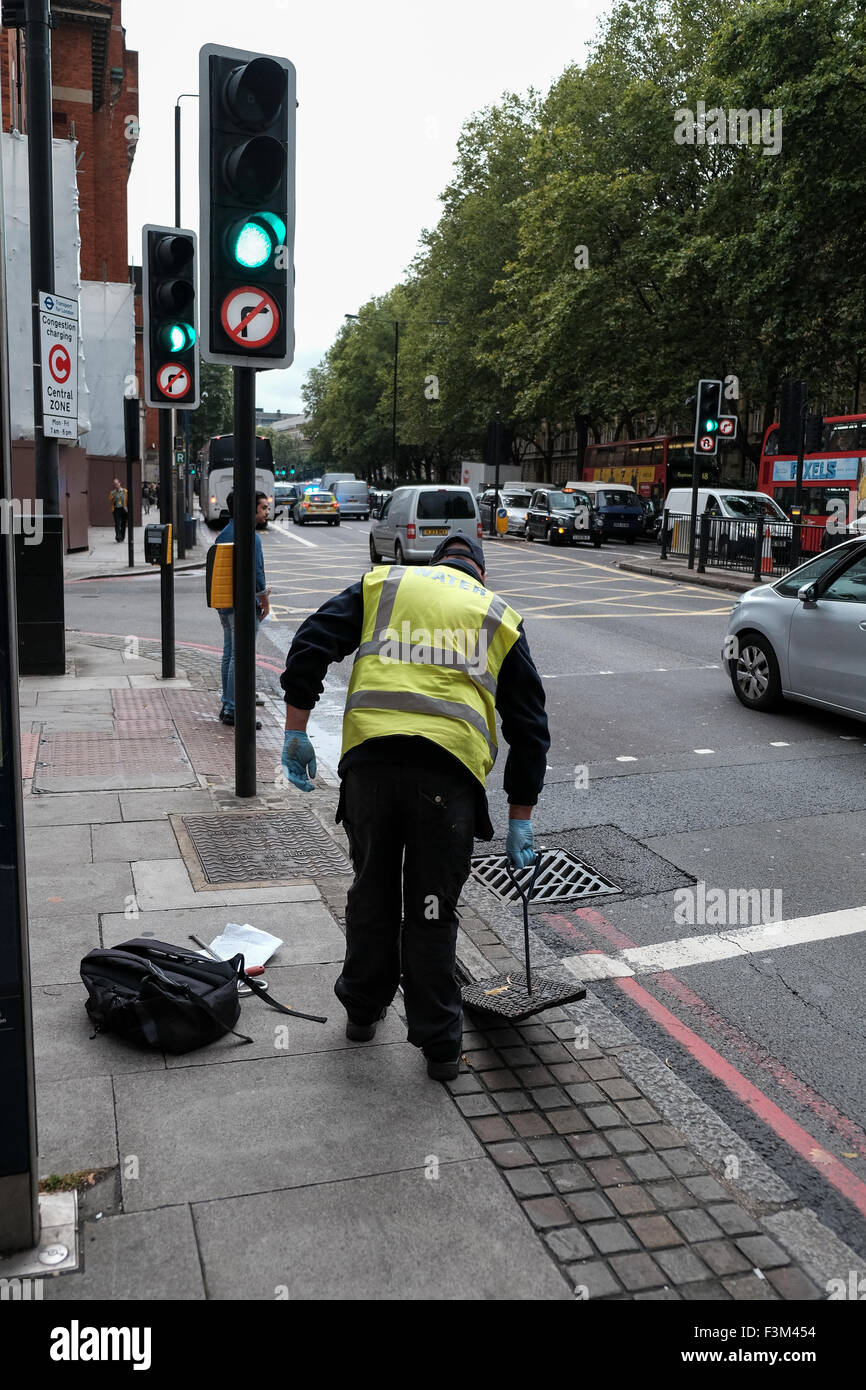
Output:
[189, 362, 233, 461]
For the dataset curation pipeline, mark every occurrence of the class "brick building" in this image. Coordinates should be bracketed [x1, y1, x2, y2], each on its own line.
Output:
[1, 1, 142, 536]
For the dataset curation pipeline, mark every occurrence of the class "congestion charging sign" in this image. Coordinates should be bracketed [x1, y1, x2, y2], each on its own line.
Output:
[39, 291, 78, 440]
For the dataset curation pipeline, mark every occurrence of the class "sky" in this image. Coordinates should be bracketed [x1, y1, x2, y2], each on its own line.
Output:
[124, 0, 611, 415]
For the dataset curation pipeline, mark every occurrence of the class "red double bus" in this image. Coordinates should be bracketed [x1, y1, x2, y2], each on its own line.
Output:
[758, 413, 866, 553]
[581, 435, 719, 500]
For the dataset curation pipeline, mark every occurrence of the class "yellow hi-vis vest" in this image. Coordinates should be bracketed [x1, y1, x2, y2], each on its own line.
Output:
[341, 564, 524, 789]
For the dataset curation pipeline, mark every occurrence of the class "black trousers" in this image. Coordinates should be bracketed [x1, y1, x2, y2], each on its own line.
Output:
[113, 507, 127, 540]
[335, 762, 476, 1056]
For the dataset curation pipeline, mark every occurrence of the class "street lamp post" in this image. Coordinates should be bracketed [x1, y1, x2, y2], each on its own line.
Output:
[345, 313, 447, 484]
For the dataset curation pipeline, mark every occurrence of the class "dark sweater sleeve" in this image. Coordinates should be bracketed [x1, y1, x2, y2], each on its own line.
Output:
[495, 626, 550, 807]
[280, 581, 364, 709]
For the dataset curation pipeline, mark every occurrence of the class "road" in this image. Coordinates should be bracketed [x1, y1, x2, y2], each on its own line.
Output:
[65, 514, 866, 1256]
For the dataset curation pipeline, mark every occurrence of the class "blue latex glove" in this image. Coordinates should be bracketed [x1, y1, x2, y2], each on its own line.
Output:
[506, 818, 535, 869]
[282, 731, 317, 792]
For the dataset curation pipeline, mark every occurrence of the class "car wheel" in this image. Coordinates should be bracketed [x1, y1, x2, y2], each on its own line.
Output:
[524, 525, 533, 542]
[592, 536, 602, 548]
[395, 541, 406, 565]
[730, 633, 782, 712]
[546, 526, 558, 546]
[625, 536, 636, 545]
[334, 520, 340, 527]
[369, 536, 381, 563]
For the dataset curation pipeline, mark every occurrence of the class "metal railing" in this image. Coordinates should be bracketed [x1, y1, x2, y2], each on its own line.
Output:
[659, 512, 848, 580]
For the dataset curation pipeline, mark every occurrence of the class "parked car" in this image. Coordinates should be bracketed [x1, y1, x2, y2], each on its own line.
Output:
[369, 485, 482, 564]
[293, 489, 340, 526]
[525, 487, 593, 545]
[330, 478, 370, 519]
[563, 480, 644, 546]
[724, 536, 866, 717]
[478, 487, 535, 535]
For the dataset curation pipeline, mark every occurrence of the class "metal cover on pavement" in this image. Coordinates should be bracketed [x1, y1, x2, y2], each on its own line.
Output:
[470, 849, 619, 904]
[179, 809, 351, 887]
[461, 970, 586, 1022]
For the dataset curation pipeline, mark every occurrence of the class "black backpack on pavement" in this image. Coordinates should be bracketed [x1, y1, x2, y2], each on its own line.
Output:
[80, 938, 325, 1054]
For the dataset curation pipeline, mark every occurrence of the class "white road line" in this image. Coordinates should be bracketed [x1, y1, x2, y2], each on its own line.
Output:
[561, 906, 866, 982]
[269, 521, 318, 549]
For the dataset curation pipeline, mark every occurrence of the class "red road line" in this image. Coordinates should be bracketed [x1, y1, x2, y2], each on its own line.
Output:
[616, 974, 866, 1219]
[574, 904, 866, 1156]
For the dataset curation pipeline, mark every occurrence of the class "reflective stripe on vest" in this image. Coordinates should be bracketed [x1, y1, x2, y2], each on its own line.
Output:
[341, 564, 523, 787]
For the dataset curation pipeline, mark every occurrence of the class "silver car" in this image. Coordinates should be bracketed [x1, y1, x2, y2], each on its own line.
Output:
[724, 537, 866, 718]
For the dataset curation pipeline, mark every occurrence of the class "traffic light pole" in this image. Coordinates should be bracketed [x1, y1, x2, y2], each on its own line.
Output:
[158, 410, 175, 679]
[233, 366, 257, 797]
[124, 395, 138, 571]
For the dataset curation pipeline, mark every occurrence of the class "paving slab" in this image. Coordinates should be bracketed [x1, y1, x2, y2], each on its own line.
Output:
[32, 983, 166, 1083]
[26, 861, 133, 918]
[44, 1206, 206, 1302]
[23, 792, 122, 827]
[34, 690, 116, 709]
[22, 824, 92, 870]
[27, 913, 101, 986]
[114, 1044, 481, 1210]
[128, 675, 193, 689]
[21, 676, 133, 690]
[34, 716, 116, 732]
[119, 789, 216, 821]
[164, 964, 403, 1067]
[37, 1074, 118, 1177]
[131, 858, 320, 910]
[92, 820, 181, 862]
[34, 768, 200, 793]
[192, 1159, 571, 1300]
[99, 900, 345, 963]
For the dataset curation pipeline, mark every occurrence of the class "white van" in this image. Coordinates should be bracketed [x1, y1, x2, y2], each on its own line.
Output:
[320, 472, 356, 492]
[369, 485, 482, 565]
[662, 487, 791, 557]
[663, 487, 789, 523]
[331, 478, 370, 519]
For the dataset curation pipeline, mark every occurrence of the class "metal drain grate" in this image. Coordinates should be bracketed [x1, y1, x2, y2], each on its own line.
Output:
[181, 809, 351, 884]
[470, 849, 618, 904]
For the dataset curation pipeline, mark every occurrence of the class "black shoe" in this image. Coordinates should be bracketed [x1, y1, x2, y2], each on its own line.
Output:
[426, 1054, 461, 1082]
[345, 1008, 387, 1042]
[220, 711, 261, 730]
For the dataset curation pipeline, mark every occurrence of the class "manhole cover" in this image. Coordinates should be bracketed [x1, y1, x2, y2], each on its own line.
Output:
[470, 849, 618, 904]
[179, 810, 351, 886]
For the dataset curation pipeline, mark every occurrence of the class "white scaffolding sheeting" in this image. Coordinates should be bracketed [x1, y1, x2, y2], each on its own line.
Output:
[1, 131, 90, 437]
[79, 281, 135, 457]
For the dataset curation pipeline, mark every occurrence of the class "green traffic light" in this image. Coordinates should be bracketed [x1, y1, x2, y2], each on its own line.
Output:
[233, 221, 272, 268]
[704, 418, 719, 431]
[159, 321, 196, 353]
[230, 213, 288, 269]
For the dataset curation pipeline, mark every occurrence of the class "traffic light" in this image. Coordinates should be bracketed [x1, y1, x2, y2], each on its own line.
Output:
[142, 225, 199, 410]
[199, 44, 296, 368]
[804, 412, 824, 452]
[694, 379, 722, 455]
[778, 379, 807, 454]
[289, 466, 295, 476]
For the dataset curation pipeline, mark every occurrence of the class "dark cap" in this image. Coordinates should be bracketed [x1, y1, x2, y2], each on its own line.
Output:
[430, 533, 486, 574]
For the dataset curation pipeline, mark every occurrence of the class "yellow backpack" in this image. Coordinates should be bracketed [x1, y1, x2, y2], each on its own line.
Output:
[206, 542, 233, 608]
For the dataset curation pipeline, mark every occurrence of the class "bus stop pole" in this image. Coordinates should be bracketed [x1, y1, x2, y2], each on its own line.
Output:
[158, 409, 175, 679]
[233, 366, 257, 797]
